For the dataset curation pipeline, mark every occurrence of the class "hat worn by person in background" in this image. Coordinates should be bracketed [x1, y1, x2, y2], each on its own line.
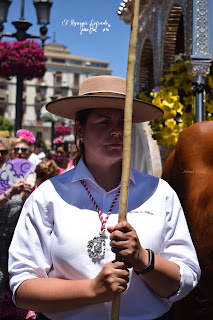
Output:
[46, 75, 163, 122]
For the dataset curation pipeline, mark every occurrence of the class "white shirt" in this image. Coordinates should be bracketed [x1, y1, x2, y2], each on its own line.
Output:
[9, 158, 200, 320]
[28, 152, 42, 167]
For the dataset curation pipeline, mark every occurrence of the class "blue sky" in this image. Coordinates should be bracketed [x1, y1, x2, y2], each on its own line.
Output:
[2, 0, 131, 78]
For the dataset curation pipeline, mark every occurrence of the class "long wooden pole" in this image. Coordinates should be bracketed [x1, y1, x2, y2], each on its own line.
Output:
[111, 0, 140, 319]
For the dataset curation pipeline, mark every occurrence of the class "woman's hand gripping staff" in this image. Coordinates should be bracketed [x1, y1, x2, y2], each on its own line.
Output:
[91, 260, 130, 303]
[108, 222, 181, 299]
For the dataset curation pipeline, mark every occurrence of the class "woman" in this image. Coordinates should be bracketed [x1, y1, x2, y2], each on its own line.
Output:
[9, 76, 200, 320]
[0, 134, 35, 320]
[0, 137, 29, 210]
[54, 141, 73, 174]
[9, 138, 32, 161]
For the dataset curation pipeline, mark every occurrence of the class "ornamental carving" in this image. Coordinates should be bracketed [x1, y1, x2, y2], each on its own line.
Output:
[194, 0, 209, 55]
[191, 59, 211, 76]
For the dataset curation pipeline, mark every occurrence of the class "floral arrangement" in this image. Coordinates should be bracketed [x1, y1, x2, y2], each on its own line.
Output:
[139, 57, 213, 146]
[0, 40, 46, 79]
[205, 74, 213, 118]
[17, 129, 35, 144]
[53, 136, 64, 145]
[55, 124, 71, 137]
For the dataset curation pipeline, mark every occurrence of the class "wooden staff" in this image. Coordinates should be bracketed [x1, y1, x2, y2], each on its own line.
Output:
[111, 0, 140, 319]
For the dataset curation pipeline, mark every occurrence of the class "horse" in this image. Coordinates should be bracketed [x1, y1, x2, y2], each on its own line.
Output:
[162, 121, 213, 320]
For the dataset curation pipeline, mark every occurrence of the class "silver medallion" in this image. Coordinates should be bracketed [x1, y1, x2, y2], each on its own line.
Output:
[87, 232, 108, 260]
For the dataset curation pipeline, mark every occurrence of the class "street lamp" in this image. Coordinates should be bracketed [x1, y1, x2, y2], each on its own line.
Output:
[39, 77, 69, 149]
[0, 0, 52, 46]
[0, 0, 53, 133]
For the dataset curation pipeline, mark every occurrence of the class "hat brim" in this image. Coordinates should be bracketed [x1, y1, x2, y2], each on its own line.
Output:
[46, 95, 163, 123]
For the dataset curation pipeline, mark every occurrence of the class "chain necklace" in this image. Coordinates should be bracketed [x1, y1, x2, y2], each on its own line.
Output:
[81, 179, 120, 260]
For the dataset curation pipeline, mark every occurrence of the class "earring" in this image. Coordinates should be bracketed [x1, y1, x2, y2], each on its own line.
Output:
[80, 137, 84, 142]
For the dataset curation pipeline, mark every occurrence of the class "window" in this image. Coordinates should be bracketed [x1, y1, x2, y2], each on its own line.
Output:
[36, 132, 42, 139]
[70, 60, 82, 65]
[36, 110, 41, 121]
[52, 58, 66, 63]
[73, 73, 79, 86]
[0, 88, 6, 100]
[90, 63, 107, 68]
[55, 72, 62, 84]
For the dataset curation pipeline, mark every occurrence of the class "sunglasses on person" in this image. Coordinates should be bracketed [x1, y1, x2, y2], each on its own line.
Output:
[0, 150, 8, 156]
[12, 147, 29, 153]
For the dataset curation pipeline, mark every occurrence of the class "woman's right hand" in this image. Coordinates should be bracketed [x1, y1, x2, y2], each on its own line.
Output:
[8, 181, 25, 197]
[90, 260, 129, 303]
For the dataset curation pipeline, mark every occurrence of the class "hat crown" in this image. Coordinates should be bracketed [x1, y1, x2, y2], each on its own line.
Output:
[79, 75, 126, 97]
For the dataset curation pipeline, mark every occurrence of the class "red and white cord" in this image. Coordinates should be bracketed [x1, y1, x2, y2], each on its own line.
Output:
[80, 179, 120, 233]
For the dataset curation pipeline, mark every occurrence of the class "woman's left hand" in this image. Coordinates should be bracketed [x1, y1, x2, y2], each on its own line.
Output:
[107, 221, 147, 271]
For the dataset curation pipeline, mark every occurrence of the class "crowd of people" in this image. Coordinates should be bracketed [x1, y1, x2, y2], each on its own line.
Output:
[0, 129, 74, 320]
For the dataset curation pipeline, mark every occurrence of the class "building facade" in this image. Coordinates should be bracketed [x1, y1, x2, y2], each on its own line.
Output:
[0, 41, 112, 144]
[117, 0, 213, 175]
[118, 0, 213, 93]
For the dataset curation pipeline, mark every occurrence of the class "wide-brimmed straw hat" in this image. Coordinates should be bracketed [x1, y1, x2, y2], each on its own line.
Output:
[46, 75, 163, 123]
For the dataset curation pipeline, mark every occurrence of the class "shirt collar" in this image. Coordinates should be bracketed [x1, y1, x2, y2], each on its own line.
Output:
[72, 157, 135, 186]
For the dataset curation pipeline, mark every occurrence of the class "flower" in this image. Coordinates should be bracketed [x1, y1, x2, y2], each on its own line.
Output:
[55, 125, 71, 137]
[139, 57, 213, 146]
[53, 136, 64, 145]
[16, 129, 35, 144]
[165, 118, 176, 129]
[0, 40, 46, 79]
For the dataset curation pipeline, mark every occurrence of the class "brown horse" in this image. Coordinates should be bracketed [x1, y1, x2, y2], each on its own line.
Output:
[162, 121, 213, 320]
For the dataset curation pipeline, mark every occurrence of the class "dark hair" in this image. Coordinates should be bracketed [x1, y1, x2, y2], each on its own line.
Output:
[34, 138, 45, 149]
[73, 108, 94, 165]
[55, 141, 69, 153]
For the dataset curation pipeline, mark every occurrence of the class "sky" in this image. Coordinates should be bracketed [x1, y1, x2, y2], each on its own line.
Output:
[2, 0, 131, 78]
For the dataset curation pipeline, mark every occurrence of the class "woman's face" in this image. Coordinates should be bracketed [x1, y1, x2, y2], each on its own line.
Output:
[76, 108, 124, 166]
[11, 142, 29, 160]
[55, 146, 68, 164]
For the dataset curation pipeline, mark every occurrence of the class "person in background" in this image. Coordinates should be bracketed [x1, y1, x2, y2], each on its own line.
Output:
[0, 131, 35, 320]
[34, 159, 60, 188]
[0, 138, 27, 209]
[28, 139, 46, 168]
[9, 139, 32, 161]
[54, 141, 74, 174]
[9, 130, 35, 161]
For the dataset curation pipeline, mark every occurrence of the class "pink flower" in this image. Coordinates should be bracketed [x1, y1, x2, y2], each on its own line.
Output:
[55, 125, 71, 137]
[0, 40, 46, 79]
[17, 129, 36, 144]
[53, 136, 64, 145]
